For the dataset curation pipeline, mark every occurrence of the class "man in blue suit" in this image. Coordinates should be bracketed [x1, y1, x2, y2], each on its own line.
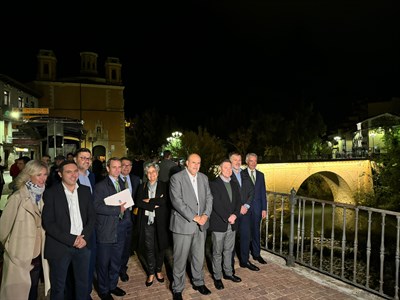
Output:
[229, 152, 258, 271]
[244, 153, 267, 265]
[118, 157, 140, 282]
[94, 158, 128, 300]
[169, 153, 213, 300]
[75, 148, 97, 299]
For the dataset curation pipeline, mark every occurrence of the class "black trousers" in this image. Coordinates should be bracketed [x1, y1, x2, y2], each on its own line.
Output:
[144, 223, 165, 275]
[29, 255, 41, 300]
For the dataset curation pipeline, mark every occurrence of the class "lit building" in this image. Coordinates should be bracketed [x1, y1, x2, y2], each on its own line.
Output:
[0, 74, 41, 165]
[28, 49, 127, 159]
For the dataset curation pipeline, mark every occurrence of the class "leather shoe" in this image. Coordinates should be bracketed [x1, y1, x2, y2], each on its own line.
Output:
[214, 279, 224, 290]
[173, 292, 183, 300]
[145, 277, 154, 287]
[223, 274, 242, 282]
[120, 272, 129, 282]
[110, 287, 126, 296]
[240, 262, 260, 271]
[254, 256, 267, 264]
[193, 284, 211, 295]
[99, 293, 113, 300]
[156, 272, 165, 283]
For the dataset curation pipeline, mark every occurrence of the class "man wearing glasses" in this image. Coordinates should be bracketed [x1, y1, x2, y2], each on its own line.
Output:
[74, 148, 97, 299]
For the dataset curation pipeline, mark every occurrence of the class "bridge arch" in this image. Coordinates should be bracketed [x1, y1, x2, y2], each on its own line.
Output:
[257, 159, 373, 205]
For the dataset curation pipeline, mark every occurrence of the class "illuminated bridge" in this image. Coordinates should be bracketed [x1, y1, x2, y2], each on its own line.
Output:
[257, 159, 374, 205]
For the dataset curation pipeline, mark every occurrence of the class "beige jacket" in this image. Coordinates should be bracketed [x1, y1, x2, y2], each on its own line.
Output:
[0, 186, 50, 299]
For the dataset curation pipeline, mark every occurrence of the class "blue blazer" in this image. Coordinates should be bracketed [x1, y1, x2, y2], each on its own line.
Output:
[93, 176, 127, 243]
[243, 168, 267, 212]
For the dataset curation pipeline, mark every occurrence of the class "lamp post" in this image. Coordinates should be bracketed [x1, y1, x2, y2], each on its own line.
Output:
[166, 131, 182, 157]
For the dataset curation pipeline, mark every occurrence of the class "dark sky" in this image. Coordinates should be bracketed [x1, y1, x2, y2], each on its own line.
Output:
[1, 1, 399, 130]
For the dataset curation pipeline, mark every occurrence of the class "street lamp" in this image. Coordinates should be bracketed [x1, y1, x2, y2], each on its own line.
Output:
[171, 131, 182, 139]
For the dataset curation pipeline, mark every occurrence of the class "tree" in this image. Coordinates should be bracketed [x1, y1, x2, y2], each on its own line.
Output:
[176, 127, 227, 178]
[370, 124, 400, 211]
[228, 127, 252, 156]
[125, 109, 177, 157]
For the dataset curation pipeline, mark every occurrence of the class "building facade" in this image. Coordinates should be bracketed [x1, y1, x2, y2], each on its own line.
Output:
[28, 49, 127, 159]
[0, 74, 41, 165]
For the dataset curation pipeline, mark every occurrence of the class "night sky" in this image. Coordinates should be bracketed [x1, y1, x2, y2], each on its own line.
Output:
[1, 1, 399, 131]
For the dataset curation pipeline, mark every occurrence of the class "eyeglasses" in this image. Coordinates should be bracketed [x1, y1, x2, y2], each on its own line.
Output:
[79, 156, 91, 161]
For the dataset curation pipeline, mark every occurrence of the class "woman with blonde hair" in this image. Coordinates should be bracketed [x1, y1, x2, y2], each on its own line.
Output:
[0, 160, 50, 299]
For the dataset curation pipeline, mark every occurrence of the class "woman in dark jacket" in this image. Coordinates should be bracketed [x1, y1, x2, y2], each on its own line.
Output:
[136, 162, 170, 286]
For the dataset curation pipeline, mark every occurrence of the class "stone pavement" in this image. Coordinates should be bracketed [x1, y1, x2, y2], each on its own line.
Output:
[90, 250, 380, 300]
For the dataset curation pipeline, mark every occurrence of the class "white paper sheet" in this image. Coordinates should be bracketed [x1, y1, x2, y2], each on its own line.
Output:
[104, 189, 134, 209]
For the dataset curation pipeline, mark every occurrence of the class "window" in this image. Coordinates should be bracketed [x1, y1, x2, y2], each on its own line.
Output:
[3, 90, 10, 105]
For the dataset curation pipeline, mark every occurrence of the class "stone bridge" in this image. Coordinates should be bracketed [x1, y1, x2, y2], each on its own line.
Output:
[256, 159, 374, 205]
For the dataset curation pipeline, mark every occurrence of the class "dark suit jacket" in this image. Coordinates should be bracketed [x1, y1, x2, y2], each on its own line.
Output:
[209, 176, 241, 232]
[231, 170, 254, 207]
[244, 168, 267, 212]
[93, 176, 127, 243]
[120, 173, 140, 201]
[135, 180, 170, 250]
[42, 182, 96, 260]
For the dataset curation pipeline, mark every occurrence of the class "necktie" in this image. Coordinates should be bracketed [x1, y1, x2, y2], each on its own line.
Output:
[115, 181, 123, 218]
[124, 177, 131, 210]
[115, 181, 121, 192]
[251, 170, 255, 184]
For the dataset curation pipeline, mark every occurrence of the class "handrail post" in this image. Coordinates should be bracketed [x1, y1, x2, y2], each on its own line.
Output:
[287, 188, 297, 267]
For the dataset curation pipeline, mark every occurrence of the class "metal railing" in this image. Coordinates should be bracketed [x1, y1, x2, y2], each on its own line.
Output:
[263, 189, 400, 300]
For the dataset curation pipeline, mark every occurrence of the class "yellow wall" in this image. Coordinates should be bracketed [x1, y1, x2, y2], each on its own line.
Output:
[31, 81, 127, 158]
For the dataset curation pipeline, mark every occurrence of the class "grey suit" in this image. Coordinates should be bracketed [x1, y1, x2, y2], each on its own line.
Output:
[169, 168, 213, 293]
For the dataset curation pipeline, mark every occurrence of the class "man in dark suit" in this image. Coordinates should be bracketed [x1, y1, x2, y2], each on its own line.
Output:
[42, 160, 96, 300]
[209, 159, 242, 291]
[169, 153, 213, 300]
[93, 157, 128, 300]
[75, 148, 96, 300]
[118, 157, 140, 282]
[229, 152, 259, 271]
[244, 153, 268, 265]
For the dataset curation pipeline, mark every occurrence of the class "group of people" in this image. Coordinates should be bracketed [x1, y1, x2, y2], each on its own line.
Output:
[0, 149, 268, 300]
[169, 152, 267, 300]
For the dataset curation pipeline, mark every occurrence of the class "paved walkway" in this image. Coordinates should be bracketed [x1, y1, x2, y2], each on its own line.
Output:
[90, 250, 381, 300]
[1, 171, 381, 300]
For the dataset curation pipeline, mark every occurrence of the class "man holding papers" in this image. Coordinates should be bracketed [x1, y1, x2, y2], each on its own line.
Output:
[93, 157, 128, 300]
